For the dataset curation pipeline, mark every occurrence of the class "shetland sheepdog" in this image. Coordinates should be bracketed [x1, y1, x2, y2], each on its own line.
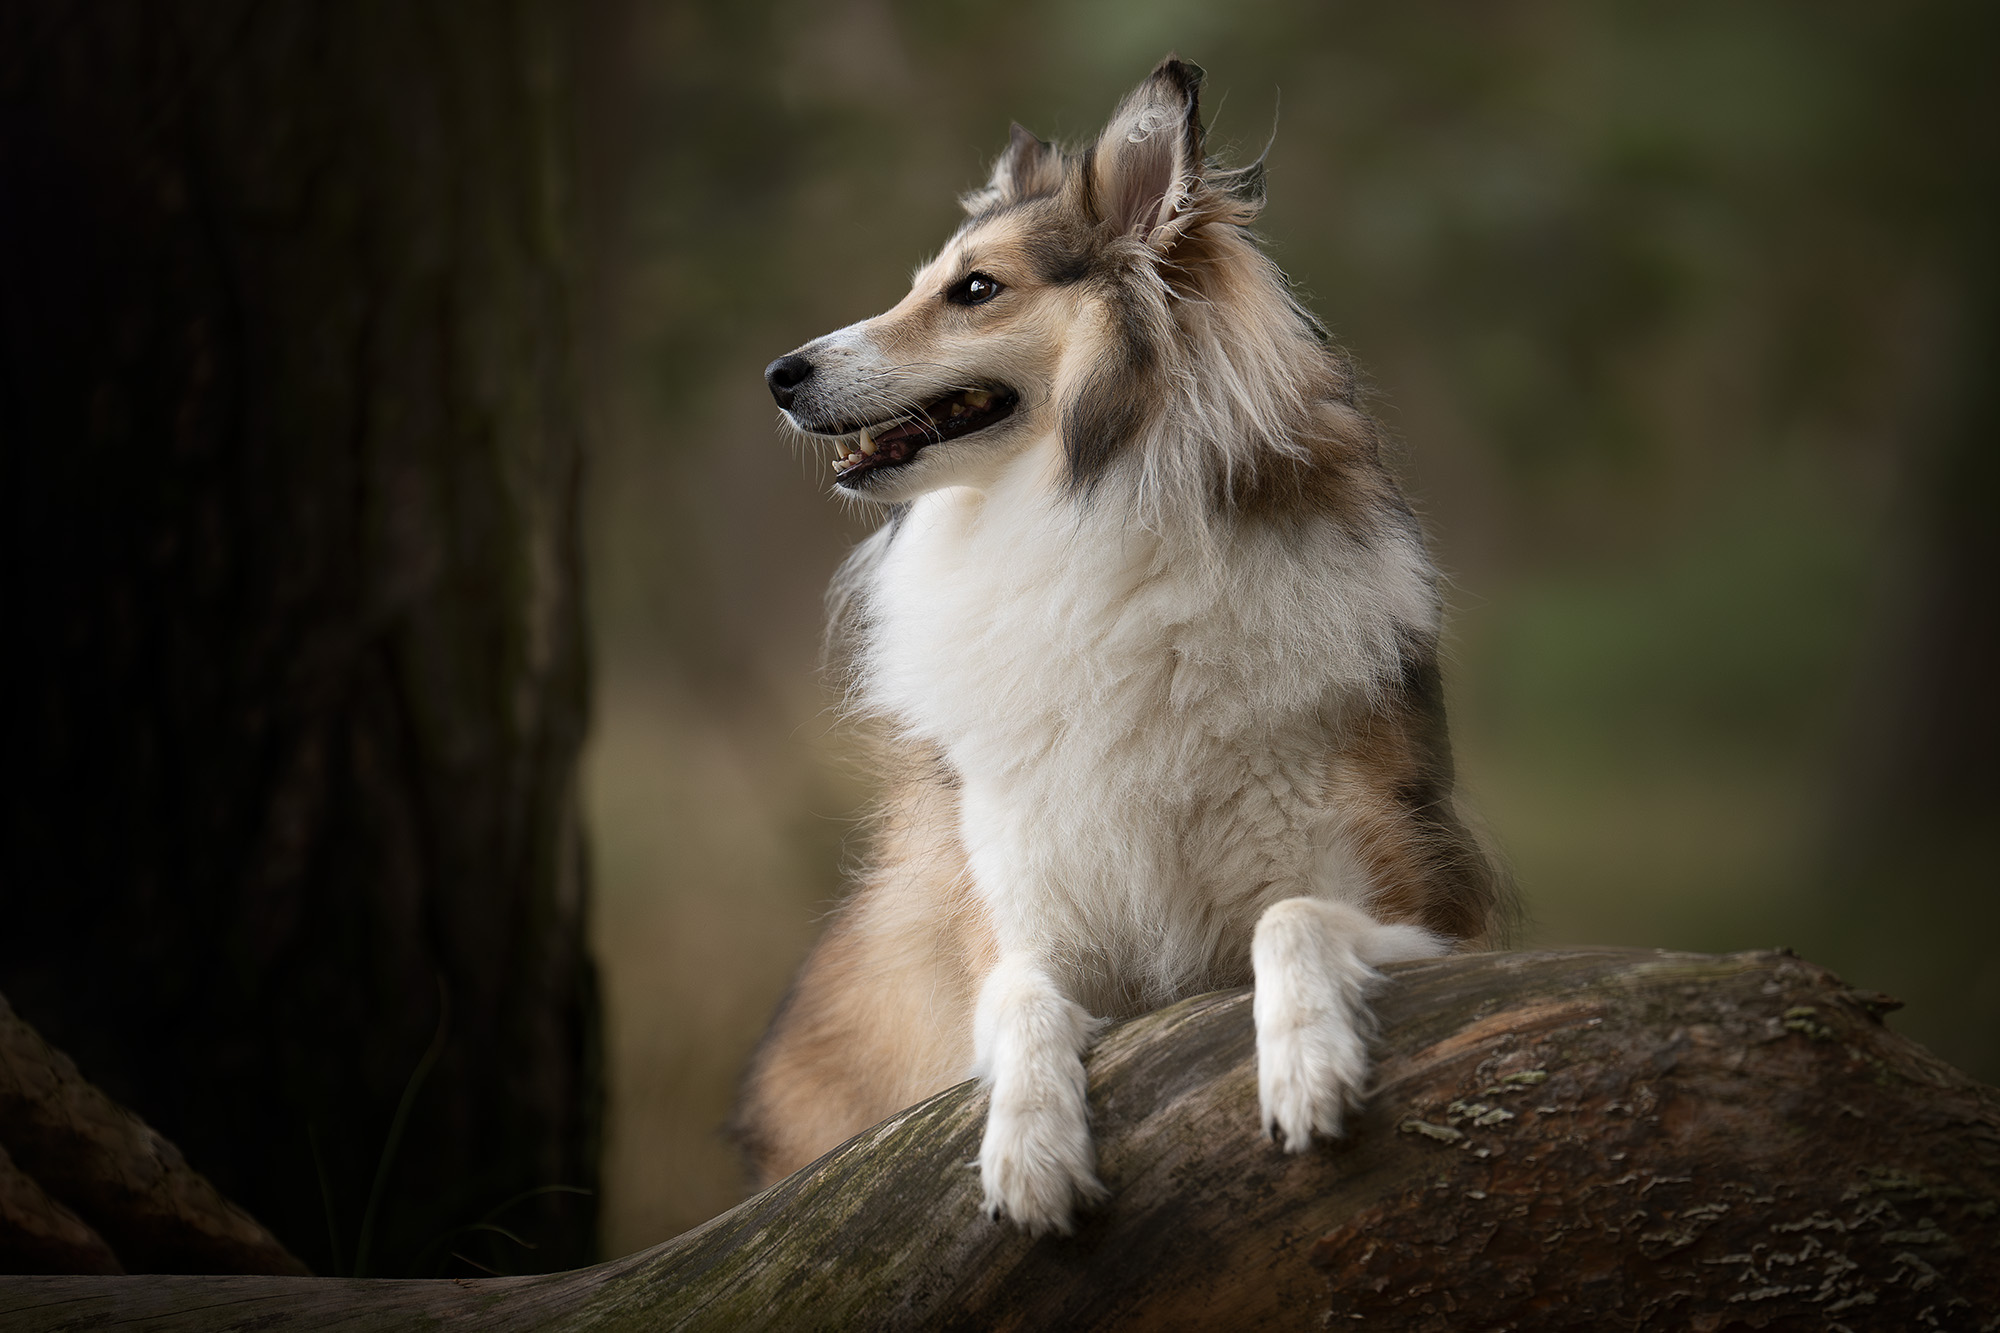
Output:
[738, 56, 1509, 1235]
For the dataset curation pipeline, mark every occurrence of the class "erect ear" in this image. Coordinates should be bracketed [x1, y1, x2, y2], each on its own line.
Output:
[960, 122, 1063, 215]
[1088, 56, 1205, 248]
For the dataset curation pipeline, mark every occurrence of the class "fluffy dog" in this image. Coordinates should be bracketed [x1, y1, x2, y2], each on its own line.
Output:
[738, 55, 1509, 1235]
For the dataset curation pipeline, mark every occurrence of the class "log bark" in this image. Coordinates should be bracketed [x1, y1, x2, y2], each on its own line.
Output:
[0, 994, 304, 1277]
[1, 947, 1993, 1331]
[0, 1145, 120, 1279]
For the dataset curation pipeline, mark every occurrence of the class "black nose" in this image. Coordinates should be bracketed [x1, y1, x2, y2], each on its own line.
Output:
[765, 354, 814, 409]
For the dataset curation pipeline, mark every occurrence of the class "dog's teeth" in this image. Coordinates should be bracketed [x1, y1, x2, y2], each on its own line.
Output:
[835, 440, 851, 459]
[963, 389, 992, 409]
[858, 430, 878, 456]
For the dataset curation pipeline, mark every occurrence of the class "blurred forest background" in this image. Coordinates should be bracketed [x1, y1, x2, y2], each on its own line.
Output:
[576, 0, 1996, 1257]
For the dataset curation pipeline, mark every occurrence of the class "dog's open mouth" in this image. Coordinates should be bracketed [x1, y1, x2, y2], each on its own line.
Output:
[829, 387, 1018, 486]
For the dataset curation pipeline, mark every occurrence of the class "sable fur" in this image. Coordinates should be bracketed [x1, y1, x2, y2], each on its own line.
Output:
[739, 56, 1510, 1233]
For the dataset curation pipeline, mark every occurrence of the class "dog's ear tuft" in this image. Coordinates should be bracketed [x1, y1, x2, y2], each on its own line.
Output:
[1088, 55, 1205, 249]
[961, 123, 1062, 215]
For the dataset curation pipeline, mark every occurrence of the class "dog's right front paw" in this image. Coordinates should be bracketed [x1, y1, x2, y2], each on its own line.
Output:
[977, 1100, 1107, 1236]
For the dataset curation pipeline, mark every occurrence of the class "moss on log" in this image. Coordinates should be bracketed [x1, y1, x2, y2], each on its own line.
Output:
[1, 948, 1994, 1330]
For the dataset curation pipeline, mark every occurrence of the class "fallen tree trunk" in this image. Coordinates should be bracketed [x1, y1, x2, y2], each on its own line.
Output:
[2, 948, 1995, 1330]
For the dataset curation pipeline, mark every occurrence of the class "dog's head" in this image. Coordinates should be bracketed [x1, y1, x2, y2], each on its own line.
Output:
[766, 56, 1280, 505]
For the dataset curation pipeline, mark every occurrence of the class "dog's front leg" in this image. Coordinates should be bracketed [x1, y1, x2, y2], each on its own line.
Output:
[1251, 898, 1448, 1150]
[971, 953, 1106, 1235]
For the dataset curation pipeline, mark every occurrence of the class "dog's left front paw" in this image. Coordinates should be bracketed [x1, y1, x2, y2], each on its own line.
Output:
[1255, 999, 1370, 1152]
[1251, 898, 1392, 1152]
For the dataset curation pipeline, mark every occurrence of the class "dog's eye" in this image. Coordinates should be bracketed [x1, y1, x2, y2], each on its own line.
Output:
[945, 272, 1003, 306]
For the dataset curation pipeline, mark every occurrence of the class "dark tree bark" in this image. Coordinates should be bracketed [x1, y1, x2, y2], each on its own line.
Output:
[0, 993, 304, 1276]
[0, 1146, 121, 1279]
[0, 1, 598, 1276]
[1, 949, 1992, 1330]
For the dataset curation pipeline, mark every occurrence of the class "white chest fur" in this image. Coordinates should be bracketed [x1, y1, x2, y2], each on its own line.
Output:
[852, 440, 1438, 1011]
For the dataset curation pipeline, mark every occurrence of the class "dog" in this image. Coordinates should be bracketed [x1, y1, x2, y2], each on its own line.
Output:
[737, 55, 1509, 1236]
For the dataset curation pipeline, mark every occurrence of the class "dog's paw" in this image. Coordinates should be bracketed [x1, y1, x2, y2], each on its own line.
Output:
[977, 1099, 1107, 1236]
[1255, 996, 1371, 1152]
[1251, 897, 1393, 1153]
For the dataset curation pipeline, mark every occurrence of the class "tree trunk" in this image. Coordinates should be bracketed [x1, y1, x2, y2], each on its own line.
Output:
[0, 0, 598, 1276]
[2, 948, 1992, 1330]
